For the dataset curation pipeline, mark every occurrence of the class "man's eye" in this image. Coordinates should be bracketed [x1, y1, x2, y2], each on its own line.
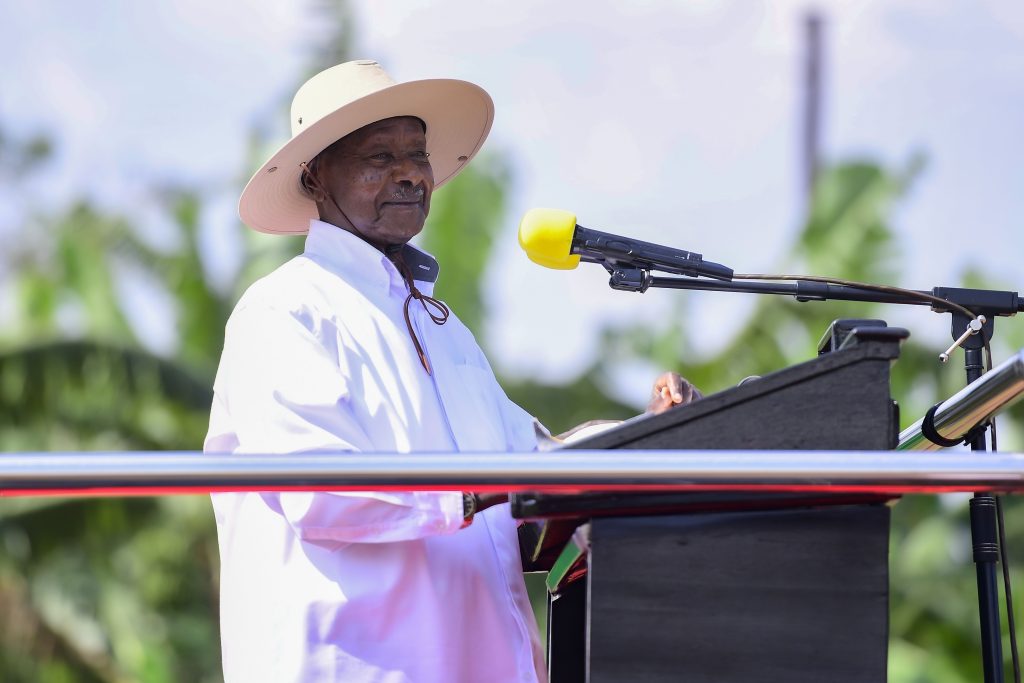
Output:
[370, 153, 394, 163]
[411, 151, 430, 162]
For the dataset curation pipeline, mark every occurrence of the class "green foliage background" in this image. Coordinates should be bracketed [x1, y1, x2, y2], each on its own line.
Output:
[2, 4, 1023, 681]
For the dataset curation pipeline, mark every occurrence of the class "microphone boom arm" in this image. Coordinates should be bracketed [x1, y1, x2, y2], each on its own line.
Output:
[608, 268, 1023, 319]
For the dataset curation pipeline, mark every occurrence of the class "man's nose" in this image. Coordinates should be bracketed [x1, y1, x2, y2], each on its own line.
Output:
[391, 156, 430, 185]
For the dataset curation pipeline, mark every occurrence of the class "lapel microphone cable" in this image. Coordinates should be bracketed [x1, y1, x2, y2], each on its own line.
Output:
[387, 247, 450, 375]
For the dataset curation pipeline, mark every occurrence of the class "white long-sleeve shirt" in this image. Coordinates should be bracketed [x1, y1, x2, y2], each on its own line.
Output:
[205, 220, 546, 683]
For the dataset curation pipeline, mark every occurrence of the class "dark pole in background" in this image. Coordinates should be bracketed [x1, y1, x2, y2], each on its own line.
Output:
[801, 12, 824, 209]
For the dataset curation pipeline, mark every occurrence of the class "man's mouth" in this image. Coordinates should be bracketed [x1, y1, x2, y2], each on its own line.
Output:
[382, 188, 425, 207]
[381, 196, 424, 209]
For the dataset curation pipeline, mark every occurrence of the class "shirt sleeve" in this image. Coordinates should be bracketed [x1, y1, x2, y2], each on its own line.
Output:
[206, 300, 465, 543]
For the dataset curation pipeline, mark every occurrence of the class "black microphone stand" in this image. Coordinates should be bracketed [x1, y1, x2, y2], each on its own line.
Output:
[605, 265, 1024, 683]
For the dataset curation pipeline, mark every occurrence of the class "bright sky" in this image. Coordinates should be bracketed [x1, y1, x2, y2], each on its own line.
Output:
[1, 0, 1022, 404]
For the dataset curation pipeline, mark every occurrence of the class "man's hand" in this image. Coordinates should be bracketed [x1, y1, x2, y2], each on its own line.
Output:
[646, 372, 702, 415]
[476, 493, 509, 511]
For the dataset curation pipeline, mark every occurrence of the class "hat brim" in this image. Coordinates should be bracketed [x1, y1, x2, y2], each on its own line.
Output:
[238, 79, 494, 235]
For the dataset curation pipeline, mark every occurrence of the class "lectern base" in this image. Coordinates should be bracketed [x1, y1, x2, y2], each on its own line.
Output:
[549, 504, 890, 683]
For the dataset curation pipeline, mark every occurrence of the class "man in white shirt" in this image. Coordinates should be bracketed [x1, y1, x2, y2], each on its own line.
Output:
[206, 60, 696, 683]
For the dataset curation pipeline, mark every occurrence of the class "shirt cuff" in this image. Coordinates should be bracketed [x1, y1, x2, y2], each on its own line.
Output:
[440, 491, 469, 531]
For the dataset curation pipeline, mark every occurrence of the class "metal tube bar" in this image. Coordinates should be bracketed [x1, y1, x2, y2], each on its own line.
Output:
[2, 450, 1024, 496]
[899, 350, 1024, 450]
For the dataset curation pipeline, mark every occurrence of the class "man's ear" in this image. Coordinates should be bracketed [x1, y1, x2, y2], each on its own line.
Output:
[308, 183, 327, 204]
[300, 163, 328, 203]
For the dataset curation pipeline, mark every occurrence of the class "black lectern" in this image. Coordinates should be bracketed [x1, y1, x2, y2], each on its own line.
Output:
[511, 324, 907, 683]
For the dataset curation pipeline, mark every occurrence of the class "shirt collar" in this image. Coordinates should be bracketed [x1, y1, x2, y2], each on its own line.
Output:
[303, 219, 440, 296]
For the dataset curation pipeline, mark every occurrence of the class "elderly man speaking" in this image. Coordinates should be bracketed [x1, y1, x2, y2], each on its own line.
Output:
[205, 60, 696, 682]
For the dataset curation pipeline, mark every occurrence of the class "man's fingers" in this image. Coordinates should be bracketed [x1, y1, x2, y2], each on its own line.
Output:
[658, 372, 685, 403]
[648, 372, 701, 415]
[670, 374, 685, 402]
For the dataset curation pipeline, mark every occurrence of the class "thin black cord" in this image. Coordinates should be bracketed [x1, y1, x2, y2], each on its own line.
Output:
[997, 497, 1020, 683]
[987, 338, 1022, 683]
[731, 272, 978, 321]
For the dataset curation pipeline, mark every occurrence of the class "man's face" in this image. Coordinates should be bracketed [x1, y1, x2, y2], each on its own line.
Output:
[314, 116, 433, 247]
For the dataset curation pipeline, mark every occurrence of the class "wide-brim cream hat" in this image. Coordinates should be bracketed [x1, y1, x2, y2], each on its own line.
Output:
[239, 60, 494, 235]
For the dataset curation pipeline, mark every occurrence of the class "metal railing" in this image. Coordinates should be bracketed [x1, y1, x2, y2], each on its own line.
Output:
[2, 450, 1024, 496]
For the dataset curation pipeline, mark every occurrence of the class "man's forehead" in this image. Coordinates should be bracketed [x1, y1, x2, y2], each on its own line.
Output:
[337, 116, 426, 148]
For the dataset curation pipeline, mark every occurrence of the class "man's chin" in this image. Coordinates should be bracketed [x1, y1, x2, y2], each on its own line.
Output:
[377, 223, 425, 246]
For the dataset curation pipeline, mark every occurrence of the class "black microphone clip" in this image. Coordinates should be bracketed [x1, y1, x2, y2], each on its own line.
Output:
[608, 267, 652, 293]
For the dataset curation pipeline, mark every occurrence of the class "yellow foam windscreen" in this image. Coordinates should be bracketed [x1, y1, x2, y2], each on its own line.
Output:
[518, 208, 581, 270]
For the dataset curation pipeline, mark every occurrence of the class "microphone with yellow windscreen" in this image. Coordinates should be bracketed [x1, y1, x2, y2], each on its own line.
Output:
[517, 208, 582, 270]
[517, 208, 734, 281]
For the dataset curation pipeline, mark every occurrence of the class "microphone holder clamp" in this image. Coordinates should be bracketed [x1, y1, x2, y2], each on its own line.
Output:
[607, 266, 652, 293]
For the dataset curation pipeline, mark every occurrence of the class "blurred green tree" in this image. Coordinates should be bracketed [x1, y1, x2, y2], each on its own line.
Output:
[0, 2, 348, 680]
